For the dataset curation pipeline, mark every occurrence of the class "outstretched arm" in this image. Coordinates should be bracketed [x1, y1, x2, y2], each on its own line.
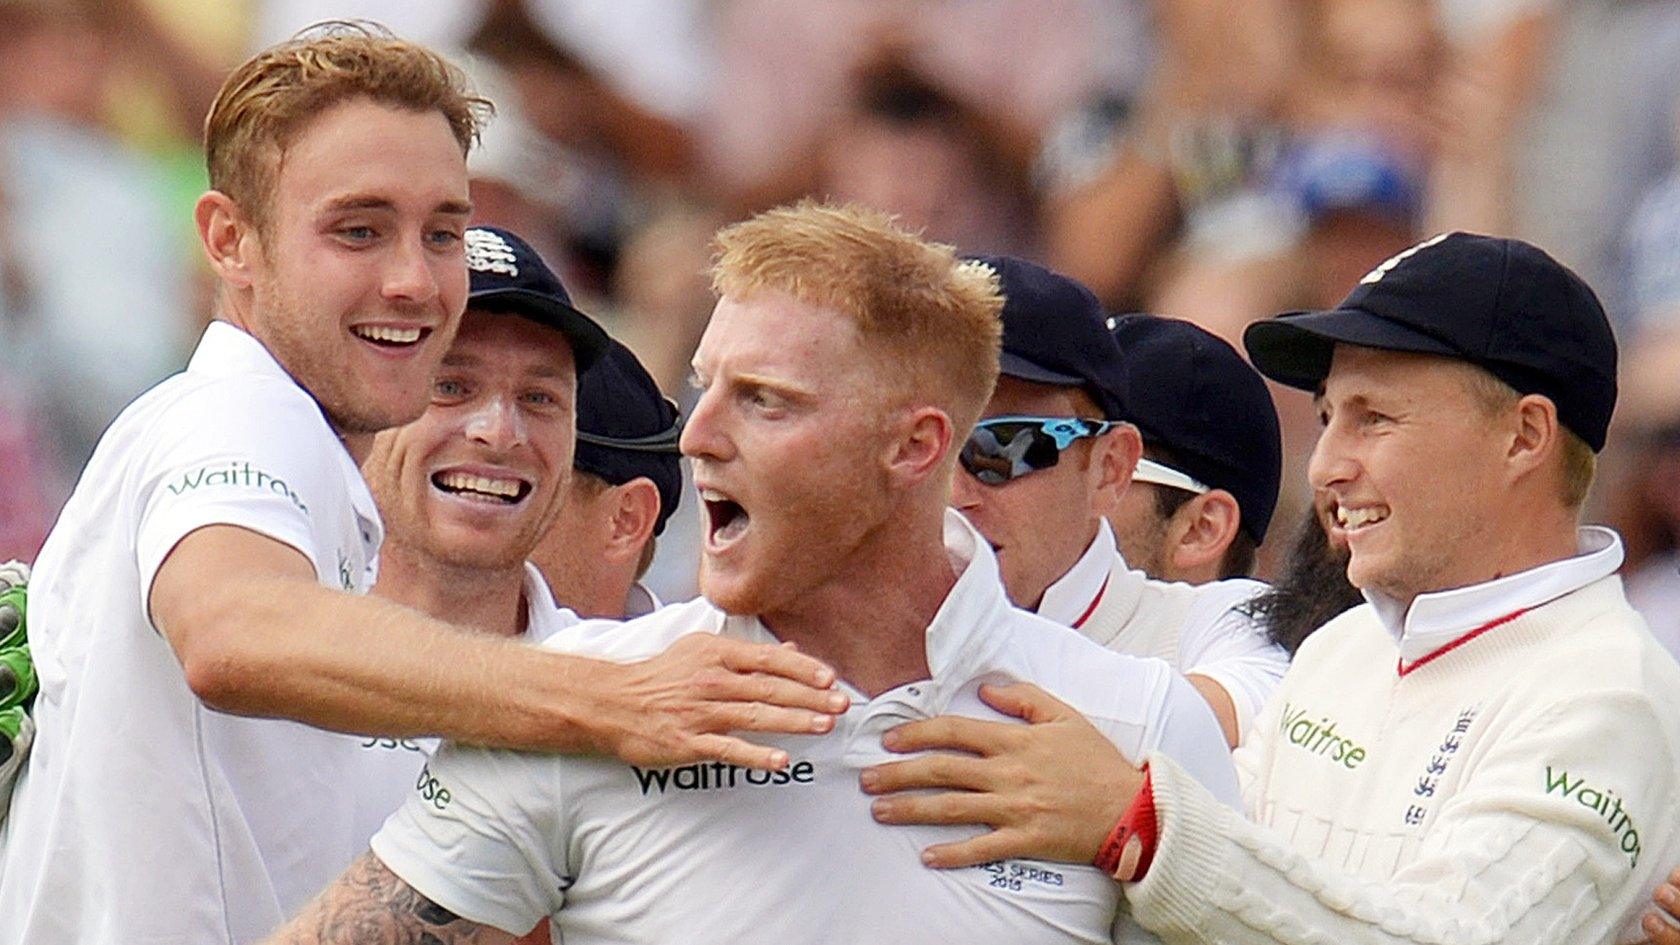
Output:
[151, 525, 846, 768]
[266, 851, 514, 945]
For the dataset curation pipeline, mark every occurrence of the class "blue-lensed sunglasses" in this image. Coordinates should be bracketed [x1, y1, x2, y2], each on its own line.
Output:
[959, 416, 1117, 485]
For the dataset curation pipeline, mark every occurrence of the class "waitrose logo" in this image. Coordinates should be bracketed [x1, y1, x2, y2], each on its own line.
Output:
[166, 462, 307, 514]
[1545, 766, 1642, 866]
[632, 760, 815, 796]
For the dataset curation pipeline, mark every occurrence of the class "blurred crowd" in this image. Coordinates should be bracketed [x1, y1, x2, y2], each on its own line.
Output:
[2, 0, 1680, 640]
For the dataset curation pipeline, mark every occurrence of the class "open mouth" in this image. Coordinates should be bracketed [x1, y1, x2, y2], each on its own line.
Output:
[431, 470, 532, 505]
[701, 487, 750, 548]
[351, 324, 432, 349]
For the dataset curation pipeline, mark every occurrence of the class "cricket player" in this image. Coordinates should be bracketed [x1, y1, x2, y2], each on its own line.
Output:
[0, 28, 841, 944]
[951, 257, 1285, 746]
[1103, 314, 1281, 587]
[266, 200, 1238, 945]
[532, 338, 684, 620]
[865, 233, 1680, 944]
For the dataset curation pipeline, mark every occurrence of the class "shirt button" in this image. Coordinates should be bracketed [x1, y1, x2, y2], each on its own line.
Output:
[906, 686, 922, 697]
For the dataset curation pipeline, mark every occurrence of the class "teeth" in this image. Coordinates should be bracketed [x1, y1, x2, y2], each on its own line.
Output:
[1337, 506, 1388, 529]
[436, 471, 522, 499]
[699, 488, 729, 502]
[353, 325, 423, 344]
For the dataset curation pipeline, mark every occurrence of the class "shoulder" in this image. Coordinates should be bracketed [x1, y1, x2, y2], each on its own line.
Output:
[988, 605, 1176, 724]
[539, 597, 725, 662]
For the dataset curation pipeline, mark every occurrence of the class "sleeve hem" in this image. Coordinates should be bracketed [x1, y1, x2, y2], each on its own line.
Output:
[369, 833, 543, 937]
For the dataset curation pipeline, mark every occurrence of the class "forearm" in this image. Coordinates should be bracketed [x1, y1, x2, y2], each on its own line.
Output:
[267, 851, 512, 945]
[1127, 754, 1623, 945]
[182, 574, 617, 753]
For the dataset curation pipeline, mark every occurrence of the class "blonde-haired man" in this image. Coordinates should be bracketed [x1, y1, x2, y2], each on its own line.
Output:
[268, 201, 1238, 945]
[0, 28, 840, 945]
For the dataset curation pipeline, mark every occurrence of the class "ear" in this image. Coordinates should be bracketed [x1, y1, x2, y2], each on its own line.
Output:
[195, 190, 258, 292]
[1091, 423, 1143, 515]
[885, 406, 953, 490]
[1165, 489, 1243, 576]
[1506, 393, 1560, 483]
[604, 478, 662, 564]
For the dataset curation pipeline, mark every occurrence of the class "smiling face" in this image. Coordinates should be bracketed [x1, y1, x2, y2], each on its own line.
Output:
[242, 97, 472, 437]
[948, 376, 1118, 610]
[682, 291, 903, 617]
[363, 309, 577, 571]
[1309, 345, 1512, 603]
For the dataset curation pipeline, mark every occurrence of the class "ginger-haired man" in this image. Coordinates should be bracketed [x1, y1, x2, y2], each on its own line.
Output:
[268, 200, 1238, 945]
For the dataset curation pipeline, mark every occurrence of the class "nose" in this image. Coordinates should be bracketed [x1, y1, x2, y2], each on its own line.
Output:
[464, 393, 527, 453]
[678, 386, 732, 462]
[1307, 423, 1356, 492]
[382, 232, 442, 306]
[948, 464, 985, 511]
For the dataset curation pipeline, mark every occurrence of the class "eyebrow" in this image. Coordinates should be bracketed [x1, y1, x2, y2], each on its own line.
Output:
[320, 194, 473, 216]
[735, 371, 818, 400]
[441, 351, 574, 381]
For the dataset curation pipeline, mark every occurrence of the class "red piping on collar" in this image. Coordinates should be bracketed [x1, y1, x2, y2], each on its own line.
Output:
[1072, 574, 1111, 630]
[1397, 607, 1530, 677]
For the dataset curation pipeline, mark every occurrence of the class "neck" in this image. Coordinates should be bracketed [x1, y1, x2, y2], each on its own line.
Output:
[762, 503, 955, 699]
[374, 540, 530, 637]
[1394, 516, 1582, 610]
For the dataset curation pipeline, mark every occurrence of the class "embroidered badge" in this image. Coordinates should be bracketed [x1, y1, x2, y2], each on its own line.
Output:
[465, 228, 519, 278]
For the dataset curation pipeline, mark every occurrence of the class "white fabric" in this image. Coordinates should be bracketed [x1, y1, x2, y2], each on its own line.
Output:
[1125, 565, 1680, 945]
[372, 510, 1238, 942]
[1037, 522, 1287, 743]
[1364, 526, 1623, 666]
[0, 322, 402, 944]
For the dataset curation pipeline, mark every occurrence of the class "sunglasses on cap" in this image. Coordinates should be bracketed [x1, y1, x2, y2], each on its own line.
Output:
[1130, 457, 1211, 495]
[959, 416, 1118, 486]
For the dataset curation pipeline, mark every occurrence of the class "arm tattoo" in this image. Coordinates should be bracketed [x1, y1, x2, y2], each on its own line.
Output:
[269, 850, 513, 945]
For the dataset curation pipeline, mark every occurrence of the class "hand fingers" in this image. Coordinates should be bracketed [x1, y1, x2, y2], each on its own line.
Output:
[708, 670, 848, 716]
[681, 733, 790, 772]
[712, 637, 838, 690]
[978, 682, 1077, 725]
[860, 752, 995, 795]
[869, 788, 1004, 829]
[708, 701, 837, 738]
[1644, 911, 1680, 945]
[883, 715, 1018, 756]
[919, 829, 1034, 870]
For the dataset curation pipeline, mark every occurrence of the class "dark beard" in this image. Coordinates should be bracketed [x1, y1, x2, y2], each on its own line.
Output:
[1241, 508, 1364, 656]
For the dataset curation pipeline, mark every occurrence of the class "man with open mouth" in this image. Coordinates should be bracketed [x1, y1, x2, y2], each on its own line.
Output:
[267, 200, 1240, 945]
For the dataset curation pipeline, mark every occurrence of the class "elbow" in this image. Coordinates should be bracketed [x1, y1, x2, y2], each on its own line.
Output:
[172, 596, 269, 713]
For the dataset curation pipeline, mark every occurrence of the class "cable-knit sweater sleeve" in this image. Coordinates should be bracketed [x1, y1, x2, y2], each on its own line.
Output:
[1124, 692, 1676, 945]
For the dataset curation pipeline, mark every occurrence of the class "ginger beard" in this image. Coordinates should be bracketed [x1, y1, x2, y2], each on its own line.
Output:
[685, 291, 903, 621]
[239, 99, 471, 438]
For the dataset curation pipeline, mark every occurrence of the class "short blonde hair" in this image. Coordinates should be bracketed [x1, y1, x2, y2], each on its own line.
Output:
[1460, 364, 1597, 509]
[205, 21, 491, 228]
[709, 200, 1004, 435]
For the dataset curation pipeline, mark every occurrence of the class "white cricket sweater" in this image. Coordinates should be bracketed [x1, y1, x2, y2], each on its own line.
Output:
[1125, 562, 1680, 944]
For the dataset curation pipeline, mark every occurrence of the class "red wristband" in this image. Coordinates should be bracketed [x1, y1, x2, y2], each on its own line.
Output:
[1092, 768, 1158, 882]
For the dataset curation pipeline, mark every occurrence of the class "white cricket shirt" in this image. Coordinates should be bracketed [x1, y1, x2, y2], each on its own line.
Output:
[0, 322, 402, 944]
[1036, 521, 1287, 743]
[372, 510, 1239, 943]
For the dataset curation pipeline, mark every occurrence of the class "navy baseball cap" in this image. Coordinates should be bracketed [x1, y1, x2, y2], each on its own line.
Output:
[1110, 314, 1282, 543]
[464, 226, 611, 372]
[967, 254, 1129, 419]
[574, 339, 684, 536]
[1244, 232, 1618, 450]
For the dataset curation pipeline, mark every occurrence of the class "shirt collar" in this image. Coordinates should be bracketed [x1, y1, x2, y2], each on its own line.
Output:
[1035, 519, 1117, 627]
[1367, 526, 1625, 665]
[190, 320, 384, 558]
[721, 509, 1014, 703]
[625, 582, 662, 619]
[521, 561, 579, 644]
